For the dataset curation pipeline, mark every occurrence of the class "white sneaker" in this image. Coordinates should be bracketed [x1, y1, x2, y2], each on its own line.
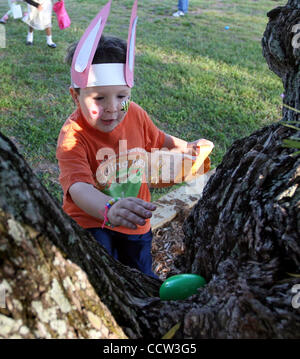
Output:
[172, 10, 185, 17]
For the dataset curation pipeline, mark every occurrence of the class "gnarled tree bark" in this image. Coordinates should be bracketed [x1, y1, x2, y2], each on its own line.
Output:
[182, 0, 300, 338]
[0, 0, 299, 339]
[0, 132, 160, 339]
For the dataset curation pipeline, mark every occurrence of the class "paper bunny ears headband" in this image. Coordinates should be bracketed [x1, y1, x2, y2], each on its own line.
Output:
[71, 0, 138, 89]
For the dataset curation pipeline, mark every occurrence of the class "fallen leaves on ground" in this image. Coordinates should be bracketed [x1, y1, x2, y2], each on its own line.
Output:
[152, 215, 187, 281]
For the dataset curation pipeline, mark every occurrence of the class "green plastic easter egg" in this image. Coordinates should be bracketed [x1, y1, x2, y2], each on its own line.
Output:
[159, 274, 206, 301]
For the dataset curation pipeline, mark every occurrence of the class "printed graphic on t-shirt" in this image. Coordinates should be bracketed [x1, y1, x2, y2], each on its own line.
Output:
[95, 147, 148, 198]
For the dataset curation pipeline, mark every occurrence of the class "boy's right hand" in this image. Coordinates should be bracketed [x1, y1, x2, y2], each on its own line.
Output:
[107, 198, 156, 230]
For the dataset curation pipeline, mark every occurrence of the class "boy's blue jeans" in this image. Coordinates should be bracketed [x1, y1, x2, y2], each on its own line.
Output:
[87, 228, 158, 279]
[178, 0, 189, 13]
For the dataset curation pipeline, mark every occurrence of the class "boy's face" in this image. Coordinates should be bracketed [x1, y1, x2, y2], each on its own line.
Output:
[70, 85, 131, 133]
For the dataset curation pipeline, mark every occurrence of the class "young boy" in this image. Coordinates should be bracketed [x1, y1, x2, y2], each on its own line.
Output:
[56, 2, 212, 278]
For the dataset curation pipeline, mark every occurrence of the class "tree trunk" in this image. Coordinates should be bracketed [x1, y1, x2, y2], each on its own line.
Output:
[182, 0, 300, 338]
[0, 132, 158, 339]
[183, 122, 299, 338]
[0, 0, 300, 339]
[262, 0, 300, 122]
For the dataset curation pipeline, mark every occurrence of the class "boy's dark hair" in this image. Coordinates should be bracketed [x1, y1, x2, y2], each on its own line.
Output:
[65, 35, 127, 66]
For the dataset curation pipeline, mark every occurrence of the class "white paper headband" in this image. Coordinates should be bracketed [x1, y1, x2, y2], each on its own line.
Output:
[71, 0, 138, 89]
[73, 63, 126, 88]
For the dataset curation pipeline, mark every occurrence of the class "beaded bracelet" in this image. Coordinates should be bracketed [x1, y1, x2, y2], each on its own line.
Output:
[101, 197, 120, 229]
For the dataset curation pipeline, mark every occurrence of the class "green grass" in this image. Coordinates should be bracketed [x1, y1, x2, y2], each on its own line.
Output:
[0, 0, 285, 203]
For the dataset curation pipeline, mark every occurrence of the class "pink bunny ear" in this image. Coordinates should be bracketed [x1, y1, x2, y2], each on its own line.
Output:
[71, 0, 112, 88]
[125, 0, 138, 88]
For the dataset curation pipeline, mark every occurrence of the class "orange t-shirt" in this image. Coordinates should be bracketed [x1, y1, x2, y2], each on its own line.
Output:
[56, 102, 166, 234]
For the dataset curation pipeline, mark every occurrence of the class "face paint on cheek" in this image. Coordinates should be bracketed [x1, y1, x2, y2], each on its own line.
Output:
[121, 99, 131, 112]
[90, 105, 104, 119]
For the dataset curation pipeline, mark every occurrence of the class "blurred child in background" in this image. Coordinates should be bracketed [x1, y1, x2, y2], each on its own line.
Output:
[22, 0, 56, 47]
